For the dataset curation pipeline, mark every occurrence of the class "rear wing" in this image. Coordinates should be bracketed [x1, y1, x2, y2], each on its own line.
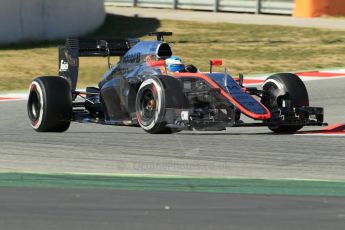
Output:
[59, 38, 139, 91]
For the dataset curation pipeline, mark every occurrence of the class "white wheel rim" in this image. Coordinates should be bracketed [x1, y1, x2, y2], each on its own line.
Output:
[137, 79, 163, 131]
[28, 81, 44, 129]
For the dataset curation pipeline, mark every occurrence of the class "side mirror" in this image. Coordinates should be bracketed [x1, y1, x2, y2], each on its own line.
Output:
[97, 40, 112, 69]
[97, 40, 108, 49]
[239, 73, 244, 87]
[209, 59, 223, 73]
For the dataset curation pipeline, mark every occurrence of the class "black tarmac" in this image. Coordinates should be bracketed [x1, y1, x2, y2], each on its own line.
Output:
[1, 187, 345, 230]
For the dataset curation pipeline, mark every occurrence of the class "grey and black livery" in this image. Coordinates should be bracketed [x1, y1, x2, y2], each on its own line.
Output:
[28, 32, 326, 133]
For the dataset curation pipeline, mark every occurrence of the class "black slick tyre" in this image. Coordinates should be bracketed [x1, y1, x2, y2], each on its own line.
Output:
[261, 73, 309, 133]
[27, 76, 72, 132]
[135, 77, 173, 134]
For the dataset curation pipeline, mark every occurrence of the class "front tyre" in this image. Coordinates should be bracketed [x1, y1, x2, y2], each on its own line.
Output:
[27, 76, 72, 132]
[261, 73, 309, 133]
[135, 77, 173, 134]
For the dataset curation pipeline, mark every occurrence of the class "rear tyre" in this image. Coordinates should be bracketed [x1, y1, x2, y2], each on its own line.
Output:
[261, 73, 309, 133]
[135, 77, 175, 134]
[27, 76, 72, 132]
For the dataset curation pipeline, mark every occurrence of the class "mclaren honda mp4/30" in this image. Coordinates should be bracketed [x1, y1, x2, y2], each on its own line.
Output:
[27, 32, 326, 134]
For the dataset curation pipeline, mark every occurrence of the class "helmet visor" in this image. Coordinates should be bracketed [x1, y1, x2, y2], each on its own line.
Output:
[168, 64, 184, 72]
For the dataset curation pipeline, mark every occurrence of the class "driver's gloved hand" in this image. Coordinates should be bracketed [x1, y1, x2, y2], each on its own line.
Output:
[185, 64, 198, 73]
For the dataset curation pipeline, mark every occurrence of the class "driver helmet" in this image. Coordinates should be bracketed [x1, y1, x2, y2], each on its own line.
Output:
[166, 56, 185, 72]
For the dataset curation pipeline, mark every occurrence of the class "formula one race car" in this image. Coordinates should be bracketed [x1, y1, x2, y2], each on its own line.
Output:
[27, 32, 326, 134]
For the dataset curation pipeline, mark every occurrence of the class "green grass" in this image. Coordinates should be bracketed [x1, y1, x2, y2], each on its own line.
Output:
[1, 14, 345, 91]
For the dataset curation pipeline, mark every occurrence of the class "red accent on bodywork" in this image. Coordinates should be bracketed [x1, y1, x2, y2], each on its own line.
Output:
[172, 72, 271, 120]
[299, 131, 345, 135]
[323, 123, 345, 132]
[298, 123, 345, 135]
[146, 56, 166, 67]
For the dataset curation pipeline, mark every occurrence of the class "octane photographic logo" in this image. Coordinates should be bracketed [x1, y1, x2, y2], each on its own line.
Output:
[115, 160, 229, 173]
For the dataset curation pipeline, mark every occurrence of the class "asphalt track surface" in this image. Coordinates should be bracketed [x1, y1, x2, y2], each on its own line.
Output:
[1, 78, 344, 180]
[0, 187, 345, 230]
[1, 78, 345, 229]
